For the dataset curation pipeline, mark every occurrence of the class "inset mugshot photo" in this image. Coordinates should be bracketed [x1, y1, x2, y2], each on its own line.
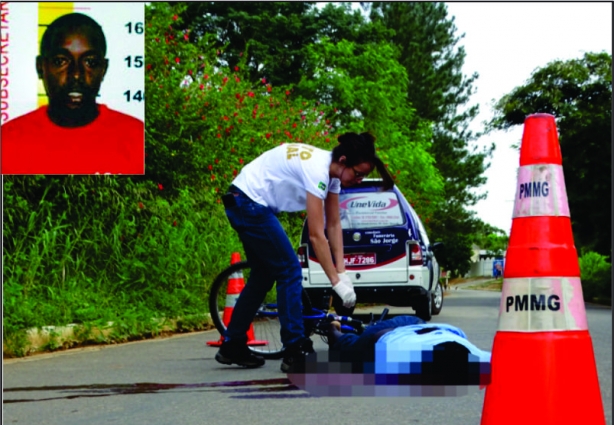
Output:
[1, 2, 145, 175]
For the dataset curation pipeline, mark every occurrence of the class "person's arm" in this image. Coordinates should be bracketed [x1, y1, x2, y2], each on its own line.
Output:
[324, 191, 345, 274]
[306, 191, 340, 285]
[307, 191, 355, 308]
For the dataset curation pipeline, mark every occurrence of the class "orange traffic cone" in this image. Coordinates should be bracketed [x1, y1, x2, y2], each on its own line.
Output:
[207, 252, 267, 347]
[480, 114, 605, 424]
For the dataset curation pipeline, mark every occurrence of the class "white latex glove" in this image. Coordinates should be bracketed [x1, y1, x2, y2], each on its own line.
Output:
[332, 279, 356, 309]
[337, 272, 354, 290]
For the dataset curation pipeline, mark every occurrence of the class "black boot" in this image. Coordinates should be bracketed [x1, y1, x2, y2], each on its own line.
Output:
[215, 339, 265, 368]
[280, 337, 314, 373]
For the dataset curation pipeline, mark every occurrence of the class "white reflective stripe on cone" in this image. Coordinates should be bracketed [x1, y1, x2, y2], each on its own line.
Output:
[229, 271, 243, 279]
[513, 164, 570, 218]
[498, 277, 588, 331]
[225, 293, 240, 308]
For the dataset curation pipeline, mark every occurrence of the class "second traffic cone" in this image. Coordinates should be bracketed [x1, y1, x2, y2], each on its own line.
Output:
[207, 252, 267, 347]
[480, 114, 605, 425]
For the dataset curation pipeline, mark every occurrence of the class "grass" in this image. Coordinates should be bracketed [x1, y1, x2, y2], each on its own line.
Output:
[2, 176, 241, 358]
[464, 279, 503, 291]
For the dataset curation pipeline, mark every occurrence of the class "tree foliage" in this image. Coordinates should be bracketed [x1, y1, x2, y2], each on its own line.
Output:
[578, 251, 611, 302]
[369, 2, 476, 125]
[178, 2, 318, 87]
[176, 2, 390, 88]
[489, 52, 612, 256]
[368, 2, 495, 275]
[472, 222, 509, 257]
[295, 37, 443, 219]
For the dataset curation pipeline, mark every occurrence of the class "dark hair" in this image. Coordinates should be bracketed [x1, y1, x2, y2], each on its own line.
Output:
[332, 132, 395, 190]
[40, 13, 107, 57]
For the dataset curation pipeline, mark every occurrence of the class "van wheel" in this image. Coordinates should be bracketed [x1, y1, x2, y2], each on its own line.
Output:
[431, 282, 444, 315]
[332, 292, 355, 316]
[414, 293, 432, 322]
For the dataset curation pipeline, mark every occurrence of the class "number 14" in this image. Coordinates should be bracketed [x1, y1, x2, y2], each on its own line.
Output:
[123, 90, 143, 102]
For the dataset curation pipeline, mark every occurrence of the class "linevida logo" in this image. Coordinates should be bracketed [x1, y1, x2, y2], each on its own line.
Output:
[339, 196, 399, 211]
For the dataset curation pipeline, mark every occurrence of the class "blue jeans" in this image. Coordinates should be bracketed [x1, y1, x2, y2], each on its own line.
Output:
[333, 315, 425, 353]
[223, 187, 304, 347]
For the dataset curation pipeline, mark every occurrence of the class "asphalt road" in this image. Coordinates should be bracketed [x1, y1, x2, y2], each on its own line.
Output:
[3, 288, 611, 425]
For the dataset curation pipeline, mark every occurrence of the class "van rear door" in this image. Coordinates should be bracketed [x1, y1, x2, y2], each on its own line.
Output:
[305, 190, 411, 285]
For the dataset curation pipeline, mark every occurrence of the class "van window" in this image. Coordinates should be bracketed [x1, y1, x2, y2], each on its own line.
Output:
[339, 191, 405, 229]
[408, 205, 430, 245]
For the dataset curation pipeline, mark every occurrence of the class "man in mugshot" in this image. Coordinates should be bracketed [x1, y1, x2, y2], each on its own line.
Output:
[1, 12, 144, 175]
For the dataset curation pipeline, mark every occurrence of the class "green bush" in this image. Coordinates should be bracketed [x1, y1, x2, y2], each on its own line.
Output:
[579, 251, 611, 303]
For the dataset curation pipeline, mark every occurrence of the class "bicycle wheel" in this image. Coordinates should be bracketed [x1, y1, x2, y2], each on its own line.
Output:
[208, 261, 284, 359]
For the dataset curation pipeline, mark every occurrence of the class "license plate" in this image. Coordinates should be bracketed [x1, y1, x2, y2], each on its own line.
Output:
[344, 253, 376, 266]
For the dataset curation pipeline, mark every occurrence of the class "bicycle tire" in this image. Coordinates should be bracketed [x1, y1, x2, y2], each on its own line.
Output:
[208, 261, 285, 359]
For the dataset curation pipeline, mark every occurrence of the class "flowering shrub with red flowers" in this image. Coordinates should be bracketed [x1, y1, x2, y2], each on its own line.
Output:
[143, 3, 342, 273]
[145, 3, 335, 200]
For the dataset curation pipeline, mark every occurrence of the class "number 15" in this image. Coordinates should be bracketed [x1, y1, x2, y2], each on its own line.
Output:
[125, 56, 144, 68]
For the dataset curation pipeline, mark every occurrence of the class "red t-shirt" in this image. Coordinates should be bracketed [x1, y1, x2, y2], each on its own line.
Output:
[1, 105, 144, 175]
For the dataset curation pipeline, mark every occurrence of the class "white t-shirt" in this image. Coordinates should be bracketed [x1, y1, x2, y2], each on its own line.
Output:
[232, 143, 341, 213]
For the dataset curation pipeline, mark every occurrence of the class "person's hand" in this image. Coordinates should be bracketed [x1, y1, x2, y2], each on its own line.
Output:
[332, 279, 356, 309]
[337, 272, 354, 290]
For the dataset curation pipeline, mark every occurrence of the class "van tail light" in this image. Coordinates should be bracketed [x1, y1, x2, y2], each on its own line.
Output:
[297, 244, 308, 268]
[409, 242, 423, 266]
